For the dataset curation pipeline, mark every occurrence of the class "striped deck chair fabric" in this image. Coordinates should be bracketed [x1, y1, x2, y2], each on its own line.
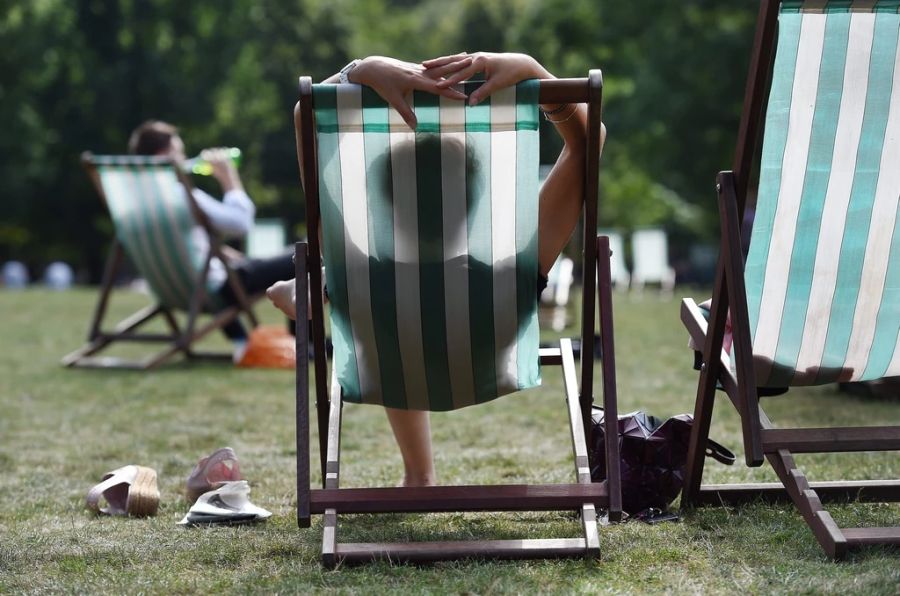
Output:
[744, 0, 900, 387]
[94, 156, 216, 310]
[313, 81, 542, 411]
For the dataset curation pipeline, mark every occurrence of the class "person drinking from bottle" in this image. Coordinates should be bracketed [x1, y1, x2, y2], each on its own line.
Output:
[128, 120, 295, 362]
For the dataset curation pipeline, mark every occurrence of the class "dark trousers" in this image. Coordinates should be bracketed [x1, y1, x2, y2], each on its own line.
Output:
[217, 252, 294, 340]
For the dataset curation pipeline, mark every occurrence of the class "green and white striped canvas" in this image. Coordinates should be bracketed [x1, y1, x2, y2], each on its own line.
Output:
[313, 80, 542, 411]
[745, 0, 900, 387]
[94, 157, 213, 310]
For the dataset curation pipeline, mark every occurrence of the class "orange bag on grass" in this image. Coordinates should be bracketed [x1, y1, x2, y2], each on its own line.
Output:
[236, 325, 296, 369]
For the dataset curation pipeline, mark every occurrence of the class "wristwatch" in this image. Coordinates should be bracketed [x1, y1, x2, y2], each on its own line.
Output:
[338, 59, 361, 84]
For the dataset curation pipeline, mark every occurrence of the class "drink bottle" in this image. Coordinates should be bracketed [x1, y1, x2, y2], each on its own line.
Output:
[183, 148, 242, 175]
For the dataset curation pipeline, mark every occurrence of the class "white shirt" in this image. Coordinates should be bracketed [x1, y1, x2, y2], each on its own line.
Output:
[185, 186, 256, 290]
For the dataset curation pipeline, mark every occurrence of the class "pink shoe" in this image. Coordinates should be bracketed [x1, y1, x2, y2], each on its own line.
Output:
[185, 447, 241, 503]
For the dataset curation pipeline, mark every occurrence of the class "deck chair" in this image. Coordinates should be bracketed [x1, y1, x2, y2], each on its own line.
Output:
[540, 255, 575, 332]
[293, 73, 622, 566]
[62, 154, 259, 370]
[680, 0, 900, 559]
[630, 228, 675, 294]
[246, 217, 288, 258]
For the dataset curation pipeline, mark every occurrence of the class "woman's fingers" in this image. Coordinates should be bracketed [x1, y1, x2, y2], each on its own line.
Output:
[436, 86, 468, 101]
[435, 60, 483, 88]
[385, 93, 418, 129]
[422, 56, 473, 80]
[414, 77, 467, 100]
[468, 78, 501, 105]
[421, 52, 468, 68]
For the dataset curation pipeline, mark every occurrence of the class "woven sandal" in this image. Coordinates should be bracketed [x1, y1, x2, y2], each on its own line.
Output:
[86, 465, 160, 517]
[185, 447, 242, 504]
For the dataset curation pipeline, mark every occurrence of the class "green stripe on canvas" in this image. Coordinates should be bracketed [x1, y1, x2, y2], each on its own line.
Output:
[745, 10, 804, 342]
[414, 93, 453, 411]
[861, 216, 900, 378]
[313, 85, 339, 132]
[819, 12, 899, 381]
[466, 104, 498, 403]
[769, 11, 852, 387]
[413, 90, 441, 133]
[875, 1, 900, 13]
[362, 86, 408, 409]
[316, 88, 363, 402]
[514, 80, 541, 389]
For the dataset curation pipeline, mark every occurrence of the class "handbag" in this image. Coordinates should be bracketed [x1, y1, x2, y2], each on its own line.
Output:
[590, 409, 735, 514]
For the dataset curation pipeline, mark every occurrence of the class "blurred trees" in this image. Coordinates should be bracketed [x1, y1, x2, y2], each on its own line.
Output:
[0, 0, 755, 280]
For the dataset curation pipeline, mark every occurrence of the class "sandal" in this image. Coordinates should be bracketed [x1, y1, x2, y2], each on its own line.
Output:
[185, 447, 241, 504]
[86, 465, 160, 517]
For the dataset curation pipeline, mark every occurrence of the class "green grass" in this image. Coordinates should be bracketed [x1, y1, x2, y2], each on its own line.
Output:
[0, 287, 897, 594]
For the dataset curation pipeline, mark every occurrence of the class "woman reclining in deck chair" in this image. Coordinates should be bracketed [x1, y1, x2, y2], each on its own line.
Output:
[268, 52, 604, 487]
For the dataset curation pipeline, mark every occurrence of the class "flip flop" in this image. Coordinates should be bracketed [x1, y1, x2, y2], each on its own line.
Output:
[185, 447, 242, 504]
[86, 465, 160, 517]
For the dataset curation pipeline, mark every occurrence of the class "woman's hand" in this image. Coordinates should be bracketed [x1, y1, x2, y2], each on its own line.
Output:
[422, 52, 553, 106]
[347, 56, 469, 129]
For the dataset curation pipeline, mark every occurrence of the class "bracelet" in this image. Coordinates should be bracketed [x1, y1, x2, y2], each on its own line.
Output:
[539, 103, 569, 116]
[544, 103, 578, 124]
[338, 59, 361, 84]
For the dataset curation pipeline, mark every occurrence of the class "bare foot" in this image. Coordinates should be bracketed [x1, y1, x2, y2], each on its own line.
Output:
[266, 279, 297, 320]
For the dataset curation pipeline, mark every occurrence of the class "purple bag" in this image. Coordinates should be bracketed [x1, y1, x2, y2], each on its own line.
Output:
[590, 410, 735, 514]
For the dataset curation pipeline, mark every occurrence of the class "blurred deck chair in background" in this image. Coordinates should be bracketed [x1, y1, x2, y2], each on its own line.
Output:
[630, 228, 675, 295]
[246, 217, 288, 259]
[540, 255, 575, 331]
[62, 154, 259, 369]
[294, 74, 622, 566]
[598, 229, 630, 291]
[681, 0, 900, 559]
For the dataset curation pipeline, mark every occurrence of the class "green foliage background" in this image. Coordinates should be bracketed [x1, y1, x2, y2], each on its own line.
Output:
[0, 0, 755, 280]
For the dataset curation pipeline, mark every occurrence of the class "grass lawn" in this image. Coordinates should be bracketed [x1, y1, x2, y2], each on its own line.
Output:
[0, 287, 897, 594]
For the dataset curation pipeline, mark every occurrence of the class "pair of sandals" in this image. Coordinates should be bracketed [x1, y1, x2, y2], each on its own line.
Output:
[86, 447, 241, 517]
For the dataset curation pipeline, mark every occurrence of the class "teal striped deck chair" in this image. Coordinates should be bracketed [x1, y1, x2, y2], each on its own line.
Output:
[680, 0, 900, 559]
[293, 73, 622, 566]
[63, 154, 259, 370]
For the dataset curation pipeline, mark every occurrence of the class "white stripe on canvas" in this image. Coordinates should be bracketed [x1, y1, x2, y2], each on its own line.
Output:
[490, 86, 520, 393]
[440, 97, 476, 408]
[336, 86, 382, 403]
[753, 12, 828, 382]
[793, 12, 877, 383]
[389, 101, 429, 409]
[842, 27, 900, 381]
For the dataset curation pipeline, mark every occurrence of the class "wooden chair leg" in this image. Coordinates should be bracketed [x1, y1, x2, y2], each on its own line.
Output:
[295, 242, 311, 529]
[322, 367, 343, 567]
[596, 235, 622, 521]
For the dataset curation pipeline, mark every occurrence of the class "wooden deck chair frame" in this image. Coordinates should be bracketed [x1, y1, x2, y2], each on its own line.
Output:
[680, 0, 900, 560]
[62, 154, 260, 370]
[293, 73, 622, 566]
